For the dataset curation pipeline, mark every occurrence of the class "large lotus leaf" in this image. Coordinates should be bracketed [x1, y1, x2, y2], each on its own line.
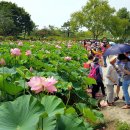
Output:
[83, 108, 97, 123]
[4, 82, 23, 95]
[82, 77, 96, 85]
[16, 66, 32, 80]
[0, 95, 44, 130]
[88, 98, 98, 107]
[76, 103, 87, 113]
[41, 95, 65, 117]
[0, 67, 16, 75]
[76, 103, 98, 124]
[65, 107, 76, 115]
[39, 116, 57, 130]
[16, 66, 28, 78]
[55, 114, 91, 130]
[92, 110, 104, 123]
[56, 81, 72, 90]
[15, 79, 28, 89]
[0, 75, 24, 95]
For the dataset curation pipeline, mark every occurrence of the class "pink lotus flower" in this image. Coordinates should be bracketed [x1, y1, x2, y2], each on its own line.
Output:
[55, 45, 61, 49]
[64, 56, 72, 61]
[67, 42, 72, 48]
[0, 58, 6, 66]
[25, 50, 31, 56]
[43, 77, 57, 93]
[27, 76, 57, 94]
[27, 76, 45, 94]
[10, 48, 21, 56]
[67, 43, 72, 48]
[18, 41, 23, 46]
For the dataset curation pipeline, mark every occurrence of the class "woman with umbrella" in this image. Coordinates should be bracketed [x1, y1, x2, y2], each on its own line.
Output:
[103, 44, 130, 107]
[118, 54, 130, 109]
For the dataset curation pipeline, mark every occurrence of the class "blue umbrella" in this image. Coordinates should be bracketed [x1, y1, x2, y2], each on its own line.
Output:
[104, 44, 130, 56]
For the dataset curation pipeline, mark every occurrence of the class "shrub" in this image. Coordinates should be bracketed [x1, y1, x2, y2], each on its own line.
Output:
[0, 36, 5, 41]
[116, 121, 130, 130]
[5, 36, 16, 41]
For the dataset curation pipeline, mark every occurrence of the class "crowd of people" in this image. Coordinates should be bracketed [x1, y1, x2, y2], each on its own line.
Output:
[82, 39, 130, 109]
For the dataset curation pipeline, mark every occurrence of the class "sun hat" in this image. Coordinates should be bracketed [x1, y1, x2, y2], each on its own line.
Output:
[109, 56, 117, 64]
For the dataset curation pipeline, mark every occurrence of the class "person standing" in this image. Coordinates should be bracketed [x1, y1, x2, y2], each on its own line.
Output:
[102, 43, 107, 67]
[114, 59, 124, 101]
[90, 57, 106, 98]
[118, 54, 130, 109]
[105, 56, 118, 106]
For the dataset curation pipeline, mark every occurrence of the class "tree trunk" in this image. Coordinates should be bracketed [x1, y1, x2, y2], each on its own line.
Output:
[67, 29, 70, 37]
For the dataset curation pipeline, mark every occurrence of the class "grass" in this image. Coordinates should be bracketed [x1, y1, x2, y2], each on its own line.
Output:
[116, 121, 130, 130]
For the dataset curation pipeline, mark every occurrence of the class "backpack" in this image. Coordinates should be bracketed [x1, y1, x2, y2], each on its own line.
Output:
[88, 65, 99, 79]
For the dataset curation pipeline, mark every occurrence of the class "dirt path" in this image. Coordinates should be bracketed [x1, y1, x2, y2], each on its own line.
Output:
[101, 60, 130, 129]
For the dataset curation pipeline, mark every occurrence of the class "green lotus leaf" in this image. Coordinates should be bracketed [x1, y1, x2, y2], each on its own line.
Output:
[41, 95, 65, 117]
[0, 67, 16, 75]
[39, 116, 57, 130]
[0, 95, 44, 130]
[56, 114, 91, 130]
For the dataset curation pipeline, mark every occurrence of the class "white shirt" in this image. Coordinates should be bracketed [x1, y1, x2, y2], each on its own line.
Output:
[105, 65, 118, 85]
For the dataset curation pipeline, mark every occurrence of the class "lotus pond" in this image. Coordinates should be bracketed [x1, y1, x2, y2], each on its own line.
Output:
[0, 41, 104, 130]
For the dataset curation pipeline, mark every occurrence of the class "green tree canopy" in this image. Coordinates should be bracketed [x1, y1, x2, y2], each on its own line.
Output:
[62, 21, 72, 37]
[70, 0, 115, 39]
[0, 9, 15, 36]
[0, 1, 35, 36]
[116, 8, 130, 42]
[108, 16, 129, 40]
[117, 7, 130, 19]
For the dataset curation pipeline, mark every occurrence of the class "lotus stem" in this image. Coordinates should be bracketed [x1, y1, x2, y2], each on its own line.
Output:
[2, 66, 5, 99]
[66, 90, 71, 106]
[24, 74, 26, 95]
[2, 66, 4, 87]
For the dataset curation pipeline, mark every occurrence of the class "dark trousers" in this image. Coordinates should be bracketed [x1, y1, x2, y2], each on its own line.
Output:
[103, 56, 107, 67]
[92, 81, 106, 98]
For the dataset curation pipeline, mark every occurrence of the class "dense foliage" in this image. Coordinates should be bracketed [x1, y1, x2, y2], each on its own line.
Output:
[70, 0, 130, 41]
[0, 1, 35, 36]
[0, 1, 130, 42]
[0, 41, 104, 130]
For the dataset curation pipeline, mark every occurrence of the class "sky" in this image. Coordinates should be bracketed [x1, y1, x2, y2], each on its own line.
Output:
[2, 0, 130, 29]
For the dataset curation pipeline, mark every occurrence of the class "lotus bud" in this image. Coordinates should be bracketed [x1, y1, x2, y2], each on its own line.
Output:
[68, 86, 73, 91]
[0, 58, 6, 66]
[29, 67, 33, 72]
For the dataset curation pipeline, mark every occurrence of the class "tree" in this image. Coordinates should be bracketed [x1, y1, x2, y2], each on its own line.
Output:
[0, 1, 35, 36]
[62, 21, 72, 37]
[117, 7, 130, 19]
[108, 16, 129, 41]
[34, 27, 51, 39]
[70, 0, 115, 39]
[48, 25, 62, 36]
[116, 8, 130, 42]
[0, 9, 15, 36]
